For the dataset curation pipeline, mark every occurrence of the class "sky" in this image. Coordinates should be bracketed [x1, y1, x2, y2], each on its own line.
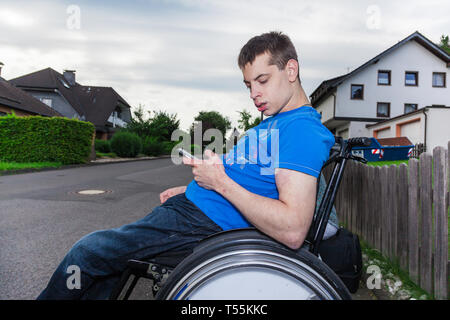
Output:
[0, 0, 449, 133]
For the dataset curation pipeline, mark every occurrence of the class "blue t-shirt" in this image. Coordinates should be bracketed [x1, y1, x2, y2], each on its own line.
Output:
[185, 106, 335, 231]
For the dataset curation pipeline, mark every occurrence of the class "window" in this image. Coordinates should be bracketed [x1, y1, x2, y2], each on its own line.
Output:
[404, 103, 418, 114]
[59, 78, 70, 89]
[0, 111, 7, 116]
[432, 72, 446, 87]
[405, 71, 418, 86]
[377, 102, 390, 117]
[350, 84, 364, 99]
[40, 98, 53, 107]
[378, 70, 391, 85]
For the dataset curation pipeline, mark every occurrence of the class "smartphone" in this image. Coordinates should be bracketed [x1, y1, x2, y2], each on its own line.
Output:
[177, 148, 198, 160]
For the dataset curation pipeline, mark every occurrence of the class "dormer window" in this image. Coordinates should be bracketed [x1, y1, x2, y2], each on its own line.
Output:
[59, 78, 70, 89]
[40, 98, 53, 107]
[114, 107, 122, 118]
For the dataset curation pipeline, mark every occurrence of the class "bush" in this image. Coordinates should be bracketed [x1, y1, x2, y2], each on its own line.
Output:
[0, 114, 94, 164]
[95, 139, 111, 153]
[142, 136, 164, 156]
[110, 131, 142, 158]
[161, 140, 178, 155]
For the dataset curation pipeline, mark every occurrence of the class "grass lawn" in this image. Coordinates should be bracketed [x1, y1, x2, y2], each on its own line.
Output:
[366, 160, 409, 167]
[0, 161, 62, 172]
[96, 151, 118, 158]
[360, 239, 433, 300]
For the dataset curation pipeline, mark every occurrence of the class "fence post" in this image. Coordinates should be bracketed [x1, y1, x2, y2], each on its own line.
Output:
[357, 163, 363, 236]
[433, 146, 448, 300]
[381, 165, 389, 257]
[363, 164, 370, 246]
[419, 152, 433, 294]
[365, 166, 371, 247]
[397, 163, 409, 271]
[408, 158, 420, 284]
[389, 165, 398, 260]
[351, 162, 358, 233]
[341, 163, 346, 226]
[374, 166, 382, 252]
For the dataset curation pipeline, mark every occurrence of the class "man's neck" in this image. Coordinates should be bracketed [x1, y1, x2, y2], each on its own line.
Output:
[296, 85, 311, 108]
[280, 84, 311, 113]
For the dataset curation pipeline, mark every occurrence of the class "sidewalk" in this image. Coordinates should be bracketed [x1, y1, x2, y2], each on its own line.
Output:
[0, 155, 171, 176]
[90, 155, 170, 164]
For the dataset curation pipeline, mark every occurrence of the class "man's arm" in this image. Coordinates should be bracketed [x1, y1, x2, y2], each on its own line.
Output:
[184, 150, 317, 249]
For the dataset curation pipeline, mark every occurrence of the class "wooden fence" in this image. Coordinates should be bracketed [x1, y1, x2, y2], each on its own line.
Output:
[325, 141, 449, 299]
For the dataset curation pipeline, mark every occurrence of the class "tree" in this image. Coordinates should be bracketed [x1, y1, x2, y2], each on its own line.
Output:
[125, 104, 152, 138]
[148, 110, 180, 141]
[189, 110, 232, 151]
[438, 34, 450, 54]
[124, 105, 180, 142]
[237, 109, 261, 131]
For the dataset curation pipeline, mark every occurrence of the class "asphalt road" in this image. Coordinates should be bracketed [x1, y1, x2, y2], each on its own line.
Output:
[0, 158, 376, 300]
[0, 158, 193, 299]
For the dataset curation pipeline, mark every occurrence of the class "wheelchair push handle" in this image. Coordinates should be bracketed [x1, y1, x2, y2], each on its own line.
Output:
[344, 137, 371, 164]
[346, 137, 372, 148]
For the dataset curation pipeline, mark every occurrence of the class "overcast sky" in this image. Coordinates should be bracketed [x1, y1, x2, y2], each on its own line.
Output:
[0, 0, 449, 132]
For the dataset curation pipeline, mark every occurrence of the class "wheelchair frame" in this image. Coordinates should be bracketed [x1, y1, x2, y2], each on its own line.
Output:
[109, 136, 370, 300]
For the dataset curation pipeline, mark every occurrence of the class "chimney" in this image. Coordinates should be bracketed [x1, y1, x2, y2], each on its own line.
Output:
[0, 62, 4, 77]
[63, 69, 76, 86]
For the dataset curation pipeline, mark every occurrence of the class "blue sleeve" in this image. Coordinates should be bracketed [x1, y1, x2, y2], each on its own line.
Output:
[275, 119, 334, 178]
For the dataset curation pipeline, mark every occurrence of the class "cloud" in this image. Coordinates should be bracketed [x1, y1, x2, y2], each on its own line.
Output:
[0, 8, 35, 28]
[0, 0, 449, 133]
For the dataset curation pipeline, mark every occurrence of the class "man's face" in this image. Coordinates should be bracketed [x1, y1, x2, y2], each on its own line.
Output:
[242, 52, 294, 116]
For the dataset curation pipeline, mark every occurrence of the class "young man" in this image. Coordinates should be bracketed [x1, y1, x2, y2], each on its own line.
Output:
[37, 31, 336, 300]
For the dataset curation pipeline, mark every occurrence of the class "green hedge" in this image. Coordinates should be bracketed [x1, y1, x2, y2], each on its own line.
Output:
[0, 114, 95, 164]
[95, 139, 111, 153]
[110, 131, 142, 157]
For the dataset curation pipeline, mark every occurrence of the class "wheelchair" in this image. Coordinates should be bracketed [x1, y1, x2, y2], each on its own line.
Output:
[109, 136, 371, 300]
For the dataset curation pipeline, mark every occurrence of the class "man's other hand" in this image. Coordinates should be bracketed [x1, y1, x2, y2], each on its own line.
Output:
[159, 186, 187, 204]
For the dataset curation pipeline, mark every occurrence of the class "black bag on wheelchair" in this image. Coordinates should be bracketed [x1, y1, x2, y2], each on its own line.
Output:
[317, 227, 362, 293]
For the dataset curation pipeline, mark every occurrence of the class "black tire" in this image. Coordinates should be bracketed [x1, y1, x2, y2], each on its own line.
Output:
[155, 229, 352, 300]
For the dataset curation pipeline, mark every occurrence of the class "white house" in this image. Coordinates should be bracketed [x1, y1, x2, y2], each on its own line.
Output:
[310, 31, 450, 149]
[365, 105, 450, 152]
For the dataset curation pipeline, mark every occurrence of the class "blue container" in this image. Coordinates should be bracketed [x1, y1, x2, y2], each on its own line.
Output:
[350, 138, 413, 162]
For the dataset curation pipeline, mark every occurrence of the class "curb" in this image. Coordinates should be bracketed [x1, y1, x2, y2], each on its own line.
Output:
[0, 155, 173, 176]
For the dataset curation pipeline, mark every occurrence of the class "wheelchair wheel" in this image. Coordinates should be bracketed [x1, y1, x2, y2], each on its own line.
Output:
[155, 229, 352, 300]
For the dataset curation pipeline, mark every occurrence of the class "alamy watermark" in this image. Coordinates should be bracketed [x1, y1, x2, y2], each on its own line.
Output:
[66, 4, 81, 30]
[169, 123, 279, 176]
[66, 265, 81, 290]
[366, 264, 382, 289]
[366, 5, 381, 30]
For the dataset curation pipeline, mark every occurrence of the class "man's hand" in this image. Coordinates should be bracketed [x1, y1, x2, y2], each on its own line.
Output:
[159, 186, 187, 204]
[182, 149, 227, 192]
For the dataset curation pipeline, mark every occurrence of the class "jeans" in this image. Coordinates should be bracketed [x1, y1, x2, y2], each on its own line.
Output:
[37, 193, 222, 300]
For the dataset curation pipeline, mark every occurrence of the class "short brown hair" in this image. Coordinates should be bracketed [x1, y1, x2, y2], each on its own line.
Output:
[238, 31, 298, 70]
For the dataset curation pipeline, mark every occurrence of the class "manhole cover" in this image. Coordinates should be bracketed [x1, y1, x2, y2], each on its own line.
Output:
[73, 189, 112, 195]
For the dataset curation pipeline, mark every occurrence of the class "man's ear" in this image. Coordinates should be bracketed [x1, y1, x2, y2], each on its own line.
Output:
[286, 59, 299, 82]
